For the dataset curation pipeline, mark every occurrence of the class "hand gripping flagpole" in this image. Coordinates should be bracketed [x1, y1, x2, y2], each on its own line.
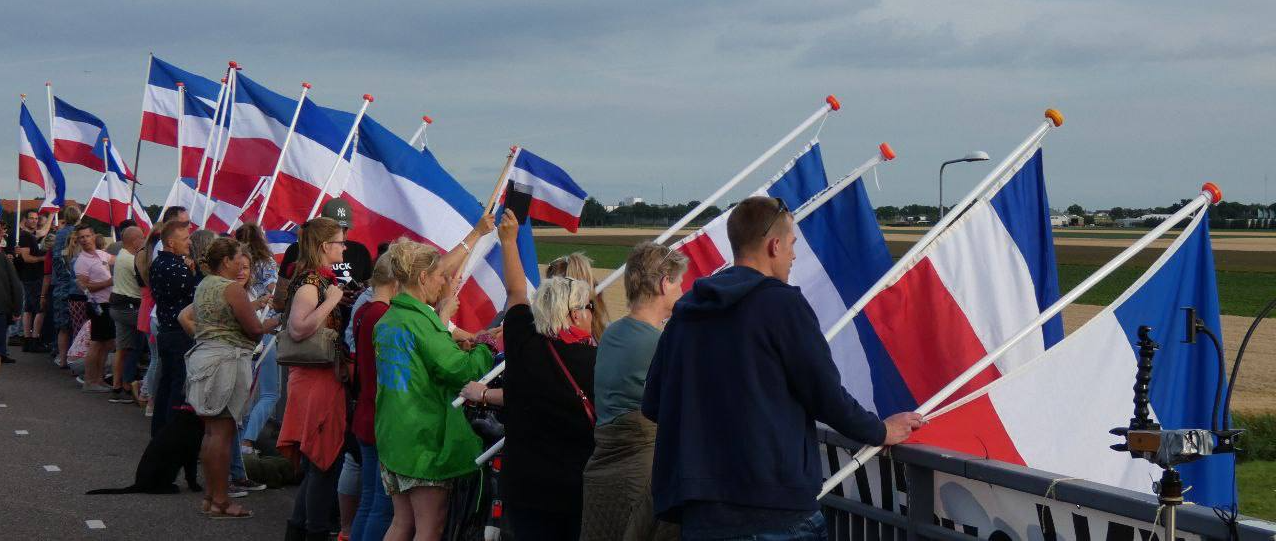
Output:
[821, 109, 1064, 345]
[408, 115, 432, 151]
[817, 182, 1223, 500]
[201, 63, 241, 227]
[305, 94, 373, 221]
[127, 53, 154, 220]
[593, 95, 843, 295]
[455, 147, 521, 286]
[252, 82, 312, 227]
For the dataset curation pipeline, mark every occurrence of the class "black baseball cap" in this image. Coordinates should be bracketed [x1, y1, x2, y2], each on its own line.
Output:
[321, 198, 354, 229]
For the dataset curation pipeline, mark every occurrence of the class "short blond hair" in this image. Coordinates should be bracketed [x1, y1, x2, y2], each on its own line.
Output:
[545, 252, 609, 338]
[384, 238, 442, 287]
[530, 277, 593, 337]
[623, 242, 688, 305]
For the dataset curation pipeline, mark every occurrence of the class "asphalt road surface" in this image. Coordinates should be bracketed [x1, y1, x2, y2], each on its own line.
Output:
[0, 348, 298, 540]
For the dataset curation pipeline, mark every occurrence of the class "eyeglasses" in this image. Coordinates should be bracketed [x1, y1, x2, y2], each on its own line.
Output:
[572, 301, 596, 313]
[761, 197, 790, 236]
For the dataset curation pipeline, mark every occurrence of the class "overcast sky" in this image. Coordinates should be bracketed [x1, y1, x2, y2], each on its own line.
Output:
[3, 1, 1273, 212]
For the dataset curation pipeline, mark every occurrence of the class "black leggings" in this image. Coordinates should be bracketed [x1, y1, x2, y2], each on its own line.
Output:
[506, 506, 582, 541]
[290, 454, 344, 534]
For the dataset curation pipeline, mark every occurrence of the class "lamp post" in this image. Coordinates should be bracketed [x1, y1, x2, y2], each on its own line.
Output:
[939, 151, 990, 219]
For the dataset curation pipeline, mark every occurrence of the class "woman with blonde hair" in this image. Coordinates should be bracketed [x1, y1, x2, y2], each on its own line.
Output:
[233, 223, 281, 456]
[494, 210, 597, 540]
[374, 236, 495, 541]
[546, 252, 609, 340]
[278, 217, 351, 540]
[580, 242, 687, 540]
[181, 237, 264, 518]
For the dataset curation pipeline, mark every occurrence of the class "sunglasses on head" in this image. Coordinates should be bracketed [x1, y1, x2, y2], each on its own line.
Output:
[761, 197, 790, 236]
[572, 300, 596, 313]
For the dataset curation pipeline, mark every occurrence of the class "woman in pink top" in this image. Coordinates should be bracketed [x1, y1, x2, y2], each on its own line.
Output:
[72, 224, 115, 393]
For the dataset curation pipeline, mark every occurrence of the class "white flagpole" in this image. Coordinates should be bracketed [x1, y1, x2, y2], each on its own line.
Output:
[253, 82, 313, 227]
[407, 115, 432, 150]
[103, 137, 118, 241]
[817, 183, 1223, 500]
[225, 174, 272, 234]
[158, 83, 188, 224]
[456, 147, 521, 288]
[189, 66, 232, 225]
[200, 64, 239, 226]
[593, 95, 842, 295]
[305, 94, 373, 221]
[127, 53, 153, 220]
[16, 94, 27, 236]
[820, 109, 1064, 345]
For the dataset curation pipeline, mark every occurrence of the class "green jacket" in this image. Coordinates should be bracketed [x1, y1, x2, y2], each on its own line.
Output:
[374, 292, 493, 481]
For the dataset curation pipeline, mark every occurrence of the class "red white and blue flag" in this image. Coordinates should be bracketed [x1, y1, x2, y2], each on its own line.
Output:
[140, 56, 221, 147]
[924, 211, 1235, 508]
[52, 97, 134, 180]
[500, 148, 588, 232]
[217, 74, 353, 231]
[341, 117, 539, 331]
[84, 172, 153, 234]
[265, 229, 298, 264]
[18, 102, 67, 212]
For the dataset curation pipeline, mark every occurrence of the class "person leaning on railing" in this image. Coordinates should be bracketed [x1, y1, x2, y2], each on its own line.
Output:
[641, 195, 924, 540]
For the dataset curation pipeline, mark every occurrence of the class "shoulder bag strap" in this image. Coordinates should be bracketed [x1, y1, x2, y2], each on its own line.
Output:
[545, 338, 595, 424]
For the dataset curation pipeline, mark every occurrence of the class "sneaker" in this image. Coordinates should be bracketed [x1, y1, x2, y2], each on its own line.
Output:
[231, 478, 267, 492]
[228, 488, 249, 498]
[116, 394, 136, 405]
[145, 401, 154, 417]
[82, 383, 111, 393]
[75, 376, 85, 385]
[1, 355, 15, 364]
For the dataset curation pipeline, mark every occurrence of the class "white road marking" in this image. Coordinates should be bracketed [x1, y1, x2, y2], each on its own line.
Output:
[15, 429, 29, 435]
[43, 465, 61, 472]
[85, 520, 106, 529]
[0, 403, 8, 407]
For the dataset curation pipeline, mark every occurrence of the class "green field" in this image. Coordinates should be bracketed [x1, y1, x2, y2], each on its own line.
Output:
[1239, 461, 1276, 519]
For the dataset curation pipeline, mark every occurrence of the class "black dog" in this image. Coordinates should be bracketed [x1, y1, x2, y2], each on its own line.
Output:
[86, 407, 204, 495]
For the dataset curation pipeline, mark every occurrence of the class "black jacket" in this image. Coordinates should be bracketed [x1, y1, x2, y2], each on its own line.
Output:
[642, 266, 885, 519]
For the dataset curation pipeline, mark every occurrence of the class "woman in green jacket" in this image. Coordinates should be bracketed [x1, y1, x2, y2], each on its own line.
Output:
[375, 238, 494, 541]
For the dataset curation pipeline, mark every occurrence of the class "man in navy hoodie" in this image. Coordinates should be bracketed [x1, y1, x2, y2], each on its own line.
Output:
[643, 196, 923, 540]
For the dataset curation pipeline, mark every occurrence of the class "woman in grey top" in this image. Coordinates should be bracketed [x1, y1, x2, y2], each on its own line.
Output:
[579, 242, 687, 541]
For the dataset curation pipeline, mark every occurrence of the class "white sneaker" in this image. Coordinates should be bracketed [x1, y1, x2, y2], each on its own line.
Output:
[145, 401, 154, 417]
[228, 488, 249, 498]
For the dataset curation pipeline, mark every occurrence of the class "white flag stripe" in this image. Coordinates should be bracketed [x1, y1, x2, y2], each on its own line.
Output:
[507, 166, 585, 215]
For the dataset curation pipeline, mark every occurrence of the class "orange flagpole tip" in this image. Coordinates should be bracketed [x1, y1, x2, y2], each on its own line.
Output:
[175, 82, 185, 87]
[1044, 109, 1064, 127]
[509, 145, 519, 154]
[826, 95, 841, 111]
[228, 60, 239, 68]
[19, 93, 26, 99]
[102, 137, 109, 143]
[221, 78, 228, 83]
[363, 94, 374, 102]
[422, 115, 433, 124]
[301, 82, 312, 89]
[878, 143, 896, 161]
[1201, 182, 1223, 205]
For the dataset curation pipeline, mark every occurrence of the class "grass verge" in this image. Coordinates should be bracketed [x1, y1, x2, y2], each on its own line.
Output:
[1058, 264, 1276, 319]
[536, 242, 631, 269]
[1238, 461, 1276, 520]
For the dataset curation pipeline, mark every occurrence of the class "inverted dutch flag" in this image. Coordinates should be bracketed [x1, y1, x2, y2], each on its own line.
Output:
[924, 211, 1234, 508]
[140, 56, 221, 147]
[52, 97, 134, 180]
[265, 229, 298, 264]
[178, 77, 220, 182]
[18, 102, 67, 212]
[852, 145, 1065, 457]
[500, 148, 588, 232]
[670, 141, 896, 406]
[217, 73, 353, 230]
[84, 172, 153, 234]
[341, 116, 539, 331]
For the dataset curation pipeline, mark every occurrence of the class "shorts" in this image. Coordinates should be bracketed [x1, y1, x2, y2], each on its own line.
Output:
[337, 452, 361, 496]
[21, 280, 41, 314]
[379, 464, 453, 496]
[88, 306, 116, 342]
[109, 303, 140, 350]
[53, 295, 71, 330]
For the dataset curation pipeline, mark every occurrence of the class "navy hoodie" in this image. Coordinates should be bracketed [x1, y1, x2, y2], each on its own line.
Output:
[642, 265, 886, 520]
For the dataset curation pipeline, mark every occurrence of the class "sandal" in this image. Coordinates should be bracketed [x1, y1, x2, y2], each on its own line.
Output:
[208, 500, 253, 520]
[200, 496, 213, 514]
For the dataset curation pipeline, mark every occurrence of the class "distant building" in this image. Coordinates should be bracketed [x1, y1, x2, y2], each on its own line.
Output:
[620, 196, 644, 206]
[1049, 209, 1081, 227]
[1116, 214, 1172, 227]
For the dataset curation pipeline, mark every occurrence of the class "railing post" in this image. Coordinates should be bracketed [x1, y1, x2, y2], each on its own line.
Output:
[905, 463, 935, 541]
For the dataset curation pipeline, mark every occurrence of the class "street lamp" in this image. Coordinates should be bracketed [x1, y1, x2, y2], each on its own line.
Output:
[939, 151, 991, 219]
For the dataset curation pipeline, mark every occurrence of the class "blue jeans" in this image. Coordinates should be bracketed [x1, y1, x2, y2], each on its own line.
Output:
[682, 511, 827, 541]
[230, 426, 246, 481]
[351, 443, 393, 541]
[240, 338, 279, 443]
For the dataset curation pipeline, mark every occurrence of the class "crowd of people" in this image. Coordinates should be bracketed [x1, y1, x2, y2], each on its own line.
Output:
[2, 194, 923, 541]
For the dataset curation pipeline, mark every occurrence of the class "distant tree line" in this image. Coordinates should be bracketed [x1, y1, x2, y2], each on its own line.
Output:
[573, 198, 724, 228]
